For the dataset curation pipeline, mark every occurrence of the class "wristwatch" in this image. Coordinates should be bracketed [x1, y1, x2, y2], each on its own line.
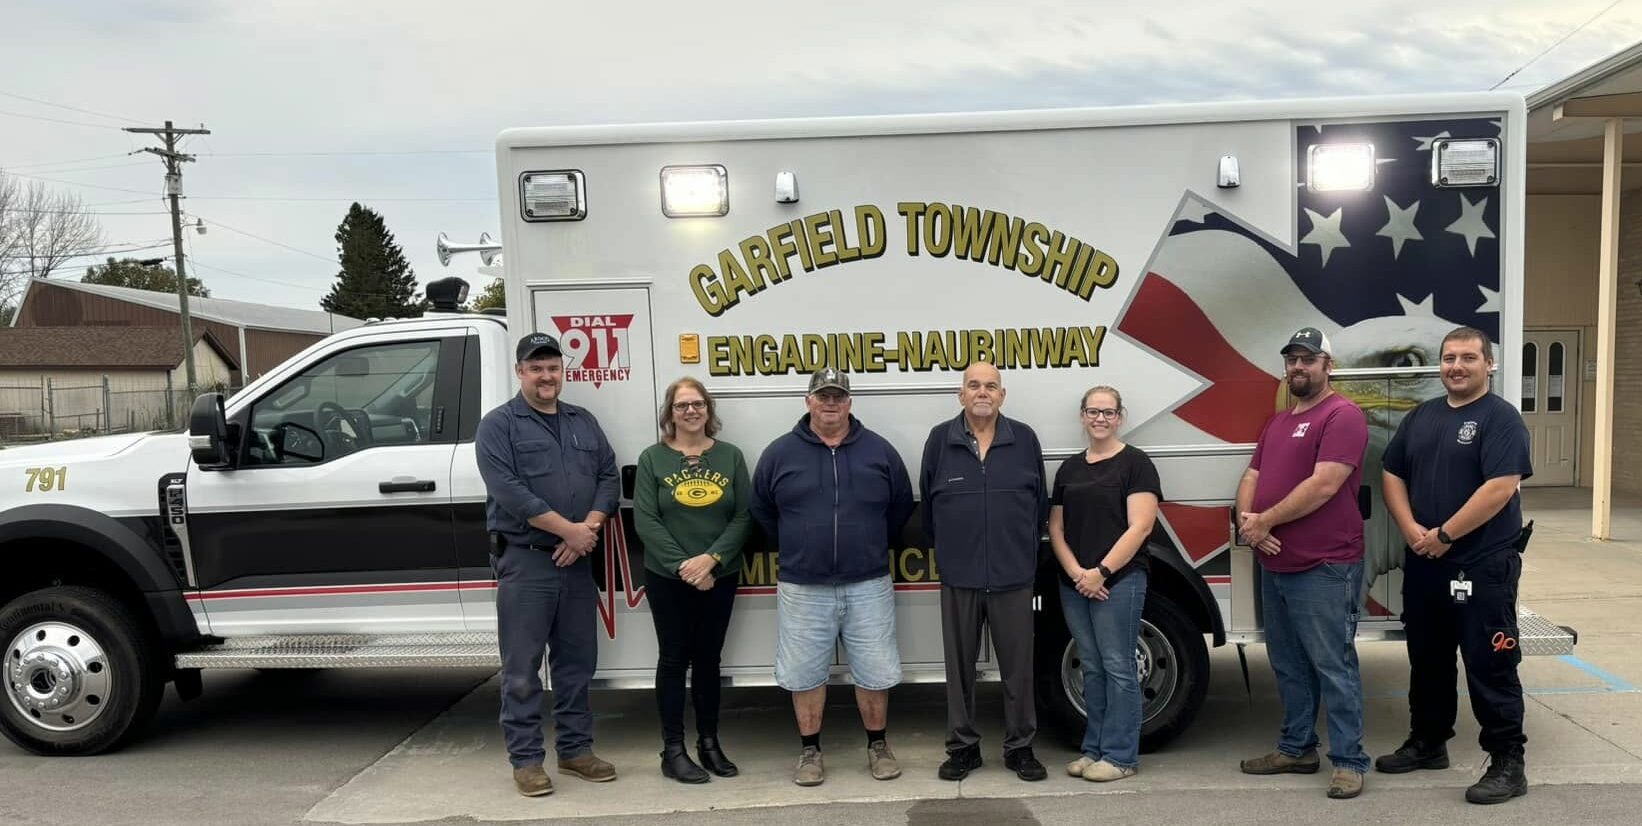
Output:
[1437, 527, 1454, 545]
[1096, 563, 1114, 579]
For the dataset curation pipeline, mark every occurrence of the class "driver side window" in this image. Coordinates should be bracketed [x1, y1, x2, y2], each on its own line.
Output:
[243, 339, 442, 467]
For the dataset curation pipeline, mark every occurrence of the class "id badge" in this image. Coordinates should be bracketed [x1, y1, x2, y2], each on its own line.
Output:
[1449, 572, 1471, 605]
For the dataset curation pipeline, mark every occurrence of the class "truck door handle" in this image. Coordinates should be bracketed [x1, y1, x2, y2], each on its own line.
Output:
[379, 479, 437, 493]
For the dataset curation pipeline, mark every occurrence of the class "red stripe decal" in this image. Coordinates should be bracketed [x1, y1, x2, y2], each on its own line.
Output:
[1117, 273, 1278, 443]
[1158, 502, 1233, 565]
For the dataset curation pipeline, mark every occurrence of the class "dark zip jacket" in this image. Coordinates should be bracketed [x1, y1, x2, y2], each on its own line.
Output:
[476, 393, 620, 549]
[751, 414, 915, 585]
[920, 413, 1047, 591]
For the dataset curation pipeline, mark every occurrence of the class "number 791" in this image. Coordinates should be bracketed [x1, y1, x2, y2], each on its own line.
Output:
[24, 467, 67, 492]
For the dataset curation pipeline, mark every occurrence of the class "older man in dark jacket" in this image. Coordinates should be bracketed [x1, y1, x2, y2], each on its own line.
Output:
[920, 362, 1048, 782]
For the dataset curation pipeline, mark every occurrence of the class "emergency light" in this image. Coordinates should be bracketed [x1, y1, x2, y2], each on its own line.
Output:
[1432, 138, 1500, 188]
[519, 170, 586, 221]
[661, 165, 729, 217]
[1307, 143, 1376, 193]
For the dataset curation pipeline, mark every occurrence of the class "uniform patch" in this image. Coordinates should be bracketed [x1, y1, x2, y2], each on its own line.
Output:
[1457, 420, 1478, 445]
[1291, 422, 1311, 437]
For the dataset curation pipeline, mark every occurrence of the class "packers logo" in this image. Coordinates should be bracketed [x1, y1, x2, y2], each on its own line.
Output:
[674, 478, 724, 507]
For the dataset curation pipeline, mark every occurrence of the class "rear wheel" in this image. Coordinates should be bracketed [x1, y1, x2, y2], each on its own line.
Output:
[0, 586, 164, 755]
[1036, 589, 1210, 752]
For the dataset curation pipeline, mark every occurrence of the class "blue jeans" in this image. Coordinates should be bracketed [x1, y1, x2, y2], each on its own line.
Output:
[1060, 571, 1146, 769]
[1261, 562, 1370, 774]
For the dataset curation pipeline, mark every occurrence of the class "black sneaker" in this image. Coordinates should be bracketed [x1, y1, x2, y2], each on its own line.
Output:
[1374, 738, 1449, 774]
[938, 746, 982, 781]
[1004, 747, 1048, 782]
[1466, 752, 1527, 805]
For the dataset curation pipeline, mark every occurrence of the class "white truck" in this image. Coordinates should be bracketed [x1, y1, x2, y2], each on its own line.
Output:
[0, 92, 1573, 757]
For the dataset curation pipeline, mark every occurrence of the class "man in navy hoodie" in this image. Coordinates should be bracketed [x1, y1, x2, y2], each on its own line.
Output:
[752, 367, 915, 788]
[921, 362, 1048, 782]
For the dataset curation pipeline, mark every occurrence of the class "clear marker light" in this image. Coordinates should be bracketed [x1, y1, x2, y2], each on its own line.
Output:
[1307, 143, 1376, 193]
[661, 165, 729, 217]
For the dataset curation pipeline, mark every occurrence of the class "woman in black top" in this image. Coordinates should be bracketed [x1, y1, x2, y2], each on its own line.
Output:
[1048, 385, 1161, 783]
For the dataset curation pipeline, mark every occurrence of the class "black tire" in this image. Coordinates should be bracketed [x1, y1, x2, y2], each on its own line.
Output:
[0, 586, 164, 756]
[1036, 589, 1210, 753]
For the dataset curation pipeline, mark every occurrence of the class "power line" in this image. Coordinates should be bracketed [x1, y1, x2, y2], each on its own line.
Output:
[195, 217, 335, 264]
[2, 153, 135, 170]
[0, 108, 129, 130]
[1490, 0, 1633, 90]
[1, 171, 157, 195]
[0, 89, 140, 124]
[9, 161, 150, 176]
[198, 149, 488, 157]
[1, 241, 175, 263]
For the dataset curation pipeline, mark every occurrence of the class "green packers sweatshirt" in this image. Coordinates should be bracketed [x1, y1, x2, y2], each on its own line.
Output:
[632, 440, 752, 579]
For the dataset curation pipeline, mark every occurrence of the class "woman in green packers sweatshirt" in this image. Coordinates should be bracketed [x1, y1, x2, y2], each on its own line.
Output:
[633, 376, 752, 785]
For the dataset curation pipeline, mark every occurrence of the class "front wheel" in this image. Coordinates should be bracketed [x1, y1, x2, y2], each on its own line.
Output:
[0, 586, 165, 755]
[1036, 589, 1210, 753]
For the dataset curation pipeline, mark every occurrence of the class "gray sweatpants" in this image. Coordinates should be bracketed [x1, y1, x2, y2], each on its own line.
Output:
[494, 546, 598, 767]
[942, 585, 1036, 753]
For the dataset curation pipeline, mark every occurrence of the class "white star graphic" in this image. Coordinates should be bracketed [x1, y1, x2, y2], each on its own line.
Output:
[1300, 207, 1349, 267]
[1397, 292, 1436, 316]
[1412, 131, 1451, 151]
[1376, 196, 1423, 259]
[1174, 196, 1217, 226]
[1446, 194, 1496, 256]
[1475, 285, 1501, 314]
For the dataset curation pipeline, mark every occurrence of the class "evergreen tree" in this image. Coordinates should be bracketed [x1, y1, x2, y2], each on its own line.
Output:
[320, 203, 422, 318]
[82, 257, 209, 297]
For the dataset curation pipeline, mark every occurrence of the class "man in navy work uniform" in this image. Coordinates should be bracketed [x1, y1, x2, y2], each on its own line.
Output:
[1376, 326, 1534, 805]
[921, 361, 1048, 782]
[476, 332, 620, 797]
[752, 366, 915, 788]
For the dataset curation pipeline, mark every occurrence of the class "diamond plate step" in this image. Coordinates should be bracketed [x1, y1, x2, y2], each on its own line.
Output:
[174, 633, 501, 669]
[1517, 606, 1576, 656]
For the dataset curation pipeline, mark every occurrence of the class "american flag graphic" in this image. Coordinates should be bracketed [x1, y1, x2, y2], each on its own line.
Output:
[1114, 116, 1503, 583]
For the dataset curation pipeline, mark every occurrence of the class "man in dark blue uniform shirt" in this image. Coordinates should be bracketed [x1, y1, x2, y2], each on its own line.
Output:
[1376, 326, 1533, 805]
[476, 332, 620, 797]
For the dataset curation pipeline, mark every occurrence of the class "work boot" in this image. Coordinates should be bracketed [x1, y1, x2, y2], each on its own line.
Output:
[1375, 738, 1450, 774]
[938, 745, 982, 781]
[696, 736, 739, 778]
[1240, 748, 1321, 775]
[1003, 747, 1048, 781]
[660, 741, 709, 784]
[1327, 768, 1364, 799]
[558, 752, 618, 782]
[1465, 752, 1527, 804]
[794, 745, 825, 786]
[867, 739, 902, 780]
[512, 764, 554, 797]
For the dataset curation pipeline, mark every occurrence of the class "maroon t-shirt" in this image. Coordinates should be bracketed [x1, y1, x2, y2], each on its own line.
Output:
[1249, 392, 1368, 573]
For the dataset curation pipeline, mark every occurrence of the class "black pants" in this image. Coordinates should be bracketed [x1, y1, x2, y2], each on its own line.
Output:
[942, 585, 1036, 753]
[645, 568, 738, 745]
[1401, 548, 1526, 756]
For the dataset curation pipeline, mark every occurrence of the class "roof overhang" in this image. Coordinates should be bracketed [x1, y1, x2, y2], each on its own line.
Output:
[1528, 39, 1642, 195]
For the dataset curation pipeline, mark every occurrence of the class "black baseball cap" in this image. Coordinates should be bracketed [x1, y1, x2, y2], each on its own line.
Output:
[807, 367, 850, 395]
[516, 332, 563, 362]
[1281, 327, 1333, 357]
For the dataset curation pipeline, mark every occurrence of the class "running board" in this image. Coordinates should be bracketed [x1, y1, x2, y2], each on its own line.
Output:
[174, 633, 501, 669]
[1301, 606, 1575, 656]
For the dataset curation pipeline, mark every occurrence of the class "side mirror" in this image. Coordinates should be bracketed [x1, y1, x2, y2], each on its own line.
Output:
[187, 393, 232, 469]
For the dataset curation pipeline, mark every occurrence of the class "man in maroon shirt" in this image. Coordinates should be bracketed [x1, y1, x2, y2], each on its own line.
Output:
[1235, 327, 1371, 799]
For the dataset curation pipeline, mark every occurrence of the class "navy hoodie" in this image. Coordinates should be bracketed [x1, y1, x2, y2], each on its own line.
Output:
[751, 414, 915, 585]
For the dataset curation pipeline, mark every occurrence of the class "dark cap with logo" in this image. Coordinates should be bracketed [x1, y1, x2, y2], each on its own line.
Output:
[516, 332, 563, 362]
[1281, 326, 1333, 357]
[807, 367, 850, 395]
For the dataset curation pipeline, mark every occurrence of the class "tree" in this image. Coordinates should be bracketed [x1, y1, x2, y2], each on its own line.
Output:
[470, 277, 505, 312]
[0, 302, 13, 326]
[320, 203, 422, 318]
[82, 257, 209, 297]
[0, 171, 105, 312]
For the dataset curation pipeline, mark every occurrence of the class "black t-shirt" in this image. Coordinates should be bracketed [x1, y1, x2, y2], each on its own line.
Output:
[533, 409, 561, 442]
[1051, 444, 1163, 588]
[1382, 393, 1532, 565]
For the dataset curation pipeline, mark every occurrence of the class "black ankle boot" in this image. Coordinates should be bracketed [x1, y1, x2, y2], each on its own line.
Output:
[697, 736, 739, 777]
[661, 741, 710, 784]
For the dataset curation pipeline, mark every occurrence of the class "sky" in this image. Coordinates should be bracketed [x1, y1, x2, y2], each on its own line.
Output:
[2, 0, 1639, 313]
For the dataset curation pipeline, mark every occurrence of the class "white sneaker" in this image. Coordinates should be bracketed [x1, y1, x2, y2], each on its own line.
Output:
[1082, 760, 1137, 782]
[1067, 755, 1097, 777]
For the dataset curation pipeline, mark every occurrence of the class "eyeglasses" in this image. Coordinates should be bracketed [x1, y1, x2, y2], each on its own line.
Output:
[1081, 408, 1120, 420]
[671, 400, 707, 413]
[1282, 354, 1325, 366]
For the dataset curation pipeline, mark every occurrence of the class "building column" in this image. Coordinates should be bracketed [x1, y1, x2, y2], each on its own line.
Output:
[1593, 117, 1622, 540]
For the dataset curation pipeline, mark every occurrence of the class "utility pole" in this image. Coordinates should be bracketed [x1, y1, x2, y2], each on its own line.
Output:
[125, 120, 210, 395]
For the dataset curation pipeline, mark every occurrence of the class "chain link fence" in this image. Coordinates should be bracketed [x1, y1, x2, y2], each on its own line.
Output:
[0, 376, 239, 445]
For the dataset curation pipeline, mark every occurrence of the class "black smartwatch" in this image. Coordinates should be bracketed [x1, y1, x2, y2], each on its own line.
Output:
[1437, 527, 1454, 545]
[1096, 563, 1114, 579]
